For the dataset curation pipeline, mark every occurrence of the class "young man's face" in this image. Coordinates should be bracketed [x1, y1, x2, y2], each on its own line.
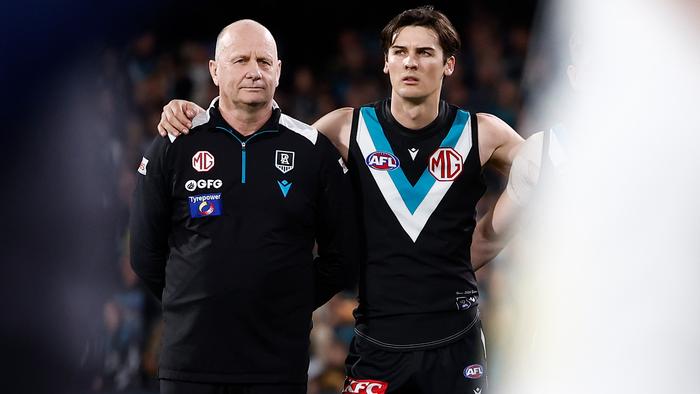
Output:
[384, 25, 455, 101]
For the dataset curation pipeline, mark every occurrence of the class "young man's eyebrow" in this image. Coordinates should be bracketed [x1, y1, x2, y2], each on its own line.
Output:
[390, 45, 436, 51]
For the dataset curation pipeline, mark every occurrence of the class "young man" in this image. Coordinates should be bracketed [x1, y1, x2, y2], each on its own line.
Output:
[158, 7, 523, 393]
[130, 20, 351, 394]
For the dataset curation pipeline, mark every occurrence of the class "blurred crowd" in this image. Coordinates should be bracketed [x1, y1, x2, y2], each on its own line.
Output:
[90, 9, 533, 393]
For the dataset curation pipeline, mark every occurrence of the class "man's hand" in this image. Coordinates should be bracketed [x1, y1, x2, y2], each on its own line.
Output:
[157, 100, 205, 137]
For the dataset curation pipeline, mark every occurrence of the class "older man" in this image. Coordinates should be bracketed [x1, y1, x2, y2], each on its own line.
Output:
[130, 20, 352, 394]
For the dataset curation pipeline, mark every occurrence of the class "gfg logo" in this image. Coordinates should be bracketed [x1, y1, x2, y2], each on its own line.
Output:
[366, 151, 400, 171]
[429, 147, 462, 181]
[185, 179, 223, 191]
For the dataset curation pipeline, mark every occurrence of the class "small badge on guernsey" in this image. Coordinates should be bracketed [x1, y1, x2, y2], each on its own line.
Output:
[342, 377, 388, 394]
[456, 290, 478, 310]
[463, 364, 484, 379]
[188, 193, 222, 218]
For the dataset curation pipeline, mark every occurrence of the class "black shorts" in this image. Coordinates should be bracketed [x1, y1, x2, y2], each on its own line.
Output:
[343, 321, 488, 394]
[160, 379, 306, 394]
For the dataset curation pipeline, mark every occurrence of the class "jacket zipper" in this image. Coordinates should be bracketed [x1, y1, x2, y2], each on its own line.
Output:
[216, 126, 275, 184]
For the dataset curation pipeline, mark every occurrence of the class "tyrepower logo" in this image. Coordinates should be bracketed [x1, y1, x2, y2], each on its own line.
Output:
[342, 378, 388, 394]
[188, 193, 222, 218]
[429, 147, 463, 181]
[192, 151, 215, 172]
[366, 151, 400, 171]
[463, 364, 484, 379]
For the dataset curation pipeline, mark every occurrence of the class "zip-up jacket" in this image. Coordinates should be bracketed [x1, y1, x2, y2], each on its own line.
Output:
[129, 98, 352, 384]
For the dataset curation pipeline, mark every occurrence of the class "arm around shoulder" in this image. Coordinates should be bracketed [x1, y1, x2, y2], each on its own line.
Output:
[313, 107, 354, 161]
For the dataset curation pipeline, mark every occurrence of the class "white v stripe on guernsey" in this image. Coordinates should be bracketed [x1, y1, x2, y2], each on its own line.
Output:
[356, 107, 472, 242]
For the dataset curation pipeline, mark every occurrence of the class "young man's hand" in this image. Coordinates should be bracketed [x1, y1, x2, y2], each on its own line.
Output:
[157, 100, 204, 137]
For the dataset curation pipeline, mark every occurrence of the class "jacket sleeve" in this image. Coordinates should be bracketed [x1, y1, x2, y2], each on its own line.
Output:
[313, 136, 359, 308]
[129, 136, 172, 301]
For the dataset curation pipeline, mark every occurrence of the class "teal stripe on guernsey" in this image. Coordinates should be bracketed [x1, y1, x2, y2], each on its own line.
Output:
[360, 107, 470, 214]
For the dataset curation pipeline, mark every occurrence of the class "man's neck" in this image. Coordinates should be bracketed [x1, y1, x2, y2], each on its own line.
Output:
[219, 99, 273, 136]
[389, 92, 440, 130]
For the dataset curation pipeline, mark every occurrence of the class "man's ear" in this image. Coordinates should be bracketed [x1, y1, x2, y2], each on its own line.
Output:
[276, 59, 282, 87]
[444, 56, 455, 77]
[209, 60, 219, 86]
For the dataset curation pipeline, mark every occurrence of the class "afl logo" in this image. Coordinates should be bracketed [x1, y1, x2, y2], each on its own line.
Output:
[198, 201, 216, 216]
[366, 151, 400, 171]
[463, 364, 484, 379]
[429, 147, 463, 181]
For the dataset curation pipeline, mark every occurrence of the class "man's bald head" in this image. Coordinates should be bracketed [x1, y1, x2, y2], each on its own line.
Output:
[215, 19, 278, 61]
[209, 19, 282, 115]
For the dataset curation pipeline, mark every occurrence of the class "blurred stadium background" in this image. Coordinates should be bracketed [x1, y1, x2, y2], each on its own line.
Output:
[1, 1, 555, 393]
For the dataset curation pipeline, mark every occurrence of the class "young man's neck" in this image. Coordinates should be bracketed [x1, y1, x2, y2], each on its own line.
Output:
[389, 92, 441, 130]
[219, 99, 273, 136]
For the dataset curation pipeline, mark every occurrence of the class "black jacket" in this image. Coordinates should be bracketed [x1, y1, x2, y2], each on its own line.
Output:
[130, 99, 352, 383]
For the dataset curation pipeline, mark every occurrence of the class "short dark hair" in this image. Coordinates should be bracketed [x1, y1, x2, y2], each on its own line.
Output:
[380, 6, 461, 63]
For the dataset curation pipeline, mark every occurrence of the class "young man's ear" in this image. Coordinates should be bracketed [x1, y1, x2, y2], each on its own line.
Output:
[383, 54, 389, 74]
[443, 56, 456, 77]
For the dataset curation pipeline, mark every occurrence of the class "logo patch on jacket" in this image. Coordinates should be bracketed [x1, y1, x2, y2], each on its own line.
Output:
[137, 157, 148, 175]
[366, 151, 400, 171]
[192, 151, 215, 172]
[275, 150, 295, 173]
[188, 193, 222, 218]
[277, 180, 292, 197]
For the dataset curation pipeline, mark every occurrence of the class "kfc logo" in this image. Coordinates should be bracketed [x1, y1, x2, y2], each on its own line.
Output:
[342, 378, 388, 394]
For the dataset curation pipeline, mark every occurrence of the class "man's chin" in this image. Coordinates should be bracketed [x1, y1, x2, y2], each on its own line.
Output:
[395, 88, 428, 101]
[239, 96, 271, 107]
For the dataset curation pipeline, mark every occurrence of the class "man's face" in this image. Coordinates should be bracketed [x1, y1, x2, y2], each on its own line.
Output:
[384, 25, 455, 101]
[210, 31, 281, 108]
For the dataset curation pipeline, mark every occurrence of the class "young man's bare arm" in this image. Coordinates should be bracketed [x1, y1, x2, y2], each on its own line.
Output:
[477, 113, 524, 174]
[311, 107, 353, 161]
[471, 113, 525, 269]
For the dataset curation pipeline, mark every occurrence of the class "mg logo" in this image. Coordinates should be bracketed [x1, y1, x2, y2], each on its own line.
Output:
[192, 151, 215, 172]
[429, 147, 462, 181]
